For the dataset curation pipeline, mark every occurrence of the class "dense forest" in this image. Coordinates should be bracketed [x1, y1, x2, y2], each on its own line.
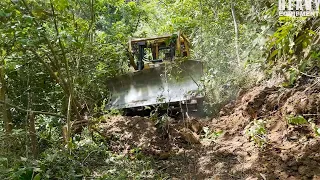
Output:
[1, 0, 320, 179]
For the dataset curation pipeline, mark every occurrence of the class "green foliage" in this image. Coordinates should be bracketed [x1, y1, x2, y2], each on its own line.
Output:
[0, 0, 147, 124]
[286, 115, 308, 125]
[202, 127, 223, 140]
[265, 16, 320, 86]
[2, 0, 320, 178]
[246, 119, 267, 147]
[139, 0, 276, 115]
[0, 127, 166, 179]
[311, 122, 320, 137]
[155, 114, 170, 129]
[0, 128, 29, 160]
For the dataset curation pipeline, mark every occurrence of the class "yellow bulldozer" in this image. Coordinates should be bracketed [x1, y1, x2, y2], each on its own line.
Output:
[106, 32, 203, 114]
[128, 32, 191, 71]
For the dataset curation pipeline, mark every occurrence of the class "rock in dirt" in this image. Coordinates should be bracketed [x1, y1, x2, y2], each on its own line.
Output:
[282, 90, 320, 116]
[313, 175, 320, 180]
[156, 151, 172, 160]
[298, 165, 310, 176]
[187, 118, 203, 134]
[179, 127, 200, 144]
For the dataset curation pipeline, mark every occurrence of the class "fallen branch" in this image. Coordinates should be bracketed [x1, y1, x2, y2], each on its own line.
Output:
[292, 67, 320, 79]
[0, 100, 65, 118]
[303, 114, 320, 116]
[72, 119, 90, 125]
[300, 71, 320, 79]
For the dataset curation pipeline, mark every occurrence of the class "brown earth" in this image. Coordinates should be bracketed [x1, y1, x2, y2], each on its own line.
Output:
[98, 79, 320, 179]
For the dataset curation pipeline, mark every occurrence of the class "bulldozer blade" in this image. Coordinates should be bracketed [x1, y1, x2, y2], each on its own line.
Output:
[106, 60, 203, 109]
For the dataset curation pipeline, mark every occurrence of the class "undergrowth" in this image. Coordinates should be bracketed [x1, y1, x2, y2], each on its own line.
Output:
[0, 126, 168, 180]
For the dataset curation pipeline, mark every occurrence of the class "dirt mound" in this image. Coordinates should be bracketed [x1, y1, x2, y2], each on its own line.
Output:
[209, 81, 320, 179]
[98, 115, 203, 158]
[98, 116, 158, 153]
[97, 79, 320, 179]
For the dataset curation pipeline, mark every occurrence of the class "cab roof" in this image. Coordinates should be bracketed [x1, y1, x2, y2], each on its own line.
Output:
[129, 34, 176, 43]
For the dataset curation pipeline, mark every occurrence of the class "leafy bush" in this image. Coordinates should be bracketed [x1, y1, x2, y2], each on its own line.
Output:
[245, 119, 267, 147]
[286, 115, 308, 125]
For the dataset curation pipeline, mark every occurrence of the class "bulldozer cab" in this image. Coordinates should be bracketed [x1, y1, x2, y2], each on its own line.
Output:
[128, 32, 190, 71]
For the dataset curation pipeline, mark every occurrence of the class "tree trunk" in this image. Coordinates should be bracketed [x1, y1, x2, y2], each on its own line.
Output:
[67, 94, 72, 151]
[0, 53, 12, 133]
[29, 112, 38, 158]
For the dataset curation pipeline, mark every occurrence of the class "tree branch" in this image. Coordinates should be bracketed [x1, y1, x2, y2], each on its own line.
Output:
[30, 49, 82, 119]
[50, 0, 70, 85]
[0, 100, 65, 118]
[231, 2, 240, 65]
[50, 0, 82, 119]
[29, 49, 69, 93]
[80, 0, 95, 54]
[20, 0, 61, 67]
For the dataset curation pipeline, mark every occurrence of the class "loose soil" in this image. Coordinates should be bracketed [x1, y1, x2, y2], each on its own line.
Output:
[98, 79, 320, 179]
